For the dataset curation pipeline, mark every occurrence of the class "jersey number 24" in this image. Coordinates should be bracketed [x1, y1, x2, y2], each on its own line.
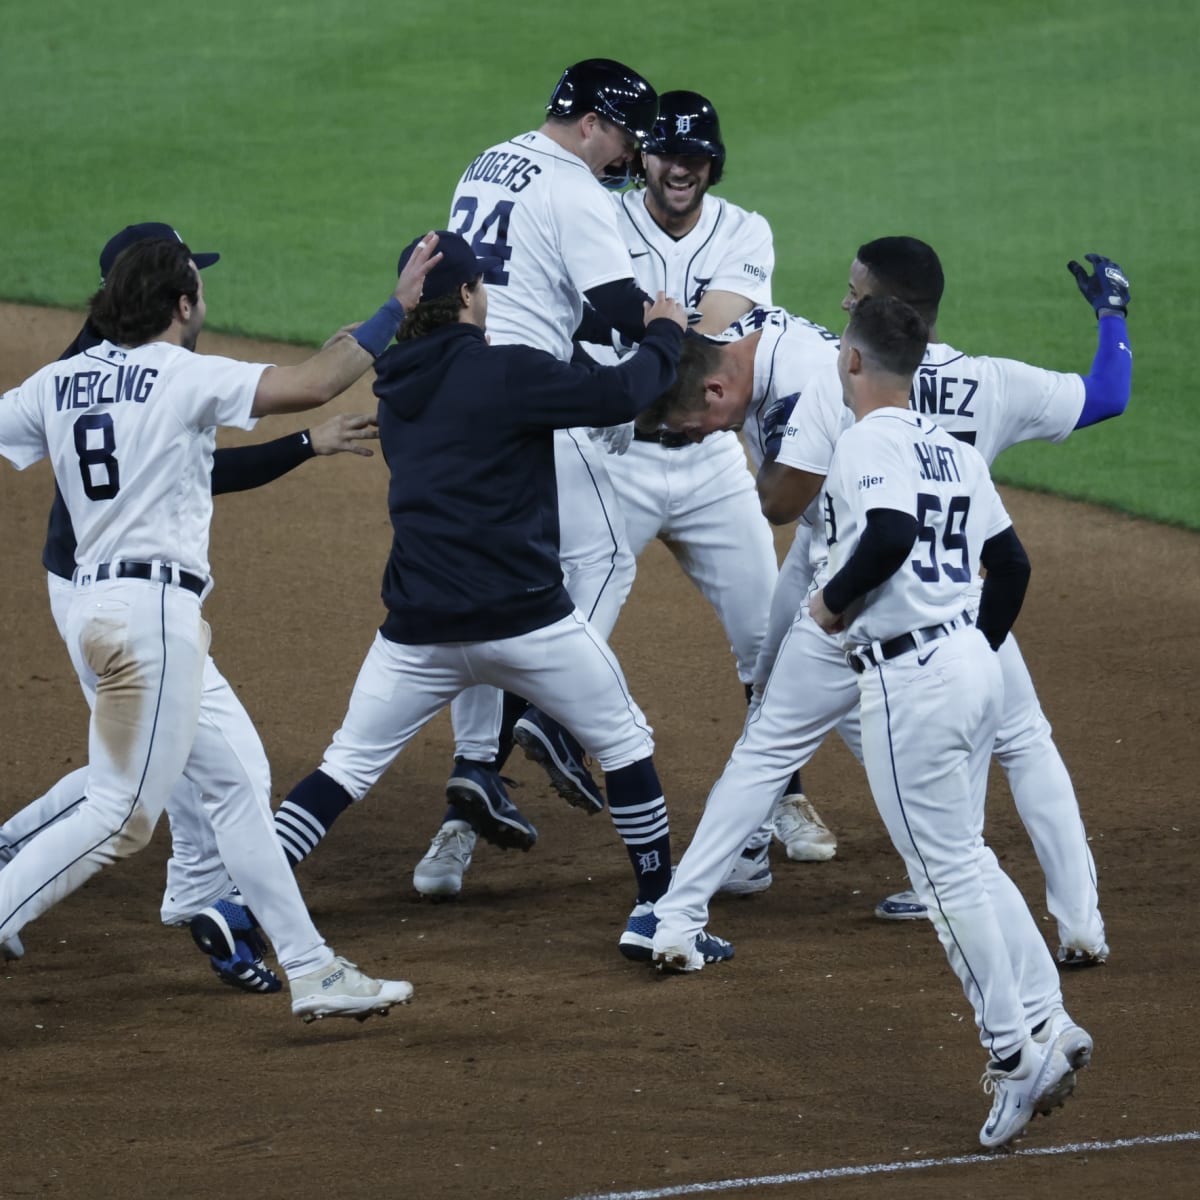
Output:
[450, 196, 514, 285]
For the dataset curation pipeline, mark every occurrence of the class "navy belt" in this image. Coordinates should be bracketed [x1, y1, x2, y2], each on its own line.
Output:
[84, 561, 206, 597]
[633, 428, 689, 449]
[847, 610, 973, 674]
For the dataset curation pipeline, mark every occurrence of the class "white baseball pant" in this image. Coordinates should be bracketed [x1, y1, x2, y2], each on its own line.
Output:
[319, 610, 654, 802]
[856, 627, 1062, 1059]
[0, 574, 331, 980]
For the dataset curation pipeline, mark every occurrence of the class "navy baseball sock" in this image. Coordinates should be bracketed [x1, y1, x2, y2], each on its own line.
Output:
[786, 770, 804, 795]
[275, 769, 355, 867]
[494, 691, 530, 772]
[605, 757, 671, 903]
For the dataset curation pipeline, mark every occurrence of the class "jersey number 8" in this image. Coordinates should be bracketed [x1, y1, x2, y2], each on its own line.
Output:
[74, 412, 120, 501]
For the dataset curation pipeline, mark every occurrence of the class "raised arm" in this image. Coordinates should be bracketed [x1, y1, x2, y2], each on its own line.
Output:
[250, 234, 442, 417]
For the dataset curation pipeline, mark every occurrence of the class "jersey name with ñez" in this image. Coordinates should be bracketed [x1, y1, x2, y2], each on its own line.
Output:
[0, 341, 264, 577]
[823, 410, 1011, 645]
[449, 130, 633, 361]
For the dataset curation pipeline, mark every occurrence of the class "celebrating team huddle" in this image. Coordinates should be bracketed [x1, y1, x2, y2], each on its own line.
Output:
[0, 57, 1133, 1151]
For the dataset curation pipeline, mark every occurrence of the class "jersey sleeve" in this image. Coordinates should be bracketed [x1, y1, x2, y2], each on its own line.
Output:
[705, 211, 775, 307]
[775, 364, 846, 475]
[0, 377, 49, 470]
[989, 356, 1085, 449]
[181, 356, 267, 432]
[555, 172, 636, 294]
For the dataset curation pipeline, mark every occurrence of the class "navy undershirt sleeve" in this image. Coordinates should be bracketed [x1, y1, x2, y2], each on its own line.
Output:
[823, 509, 919, 614]
[210, 432, 317, 495]
[584, 278, 653, 344]
[977, 525, 1031, 649]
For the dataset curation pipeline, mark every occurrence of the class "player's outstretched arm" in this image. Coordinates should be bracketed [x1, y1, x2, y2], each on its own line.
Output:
[209, 413, 379, 495]
[1069, 253, 1133, 429]
[250, 234, 442, 418]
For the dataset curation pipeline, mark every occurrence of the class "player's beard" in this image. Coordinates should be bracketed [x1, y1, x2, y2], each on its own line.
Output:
[647, 174, 705, 222]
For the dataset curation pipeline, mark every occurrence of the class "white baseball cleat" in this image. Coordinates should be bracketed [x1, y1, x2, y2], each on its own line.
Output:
[717, 842, 773, 896]
[1032, 1007, 1094, 1071]
[290, 956, 413, 1024]
[978, 1035, 1078, 1150]
[773, 793, 837, 862]
[1056, 941, 1110, 968]
[652, 930, 735, 974]
[413, 820, 476, 899]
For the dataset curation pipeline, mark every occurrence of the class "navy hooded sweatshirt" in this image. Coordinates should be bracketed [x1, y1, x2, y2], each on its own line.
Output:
[372, 317, 682, 644]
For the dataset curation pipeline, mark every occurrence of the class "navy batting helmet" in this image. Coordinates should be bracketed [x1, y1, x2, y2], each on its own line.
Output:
[642, 90, 726, 185]
[546, 58, 659, 144]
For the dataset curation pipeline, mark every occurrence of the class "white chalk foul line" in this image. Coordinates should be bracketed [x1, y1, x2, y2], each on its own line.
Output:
[567, 1131, 1200, 1200]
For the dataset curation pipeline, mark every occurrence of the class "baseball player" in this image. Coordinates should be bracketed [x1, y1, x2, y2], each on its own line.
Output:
[271, 60, 664, 896]
[644, 239, 1130, 973]
[0, 221, 379, 987]
[806, 294, 1090, 1150]
[574, 91, 830, 890]
[0, 234, 440, 1021]
[270, 230, 731, 963]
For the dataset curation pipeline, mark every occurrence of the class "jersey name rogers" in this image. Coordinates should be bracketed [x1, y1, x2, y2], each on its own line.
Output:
[53, 364, 159, 410]
[458, 149, 543, 194]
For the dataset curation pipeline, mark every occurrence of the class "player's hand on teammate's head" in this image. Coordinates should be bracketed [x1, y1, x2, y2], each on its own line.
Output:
[644, 291, 687, 331]
[395, 231, 443, 311]
[309, 412, 379, 457]
[1067, 253, 1130, 317]
[321, 322, 362, 351]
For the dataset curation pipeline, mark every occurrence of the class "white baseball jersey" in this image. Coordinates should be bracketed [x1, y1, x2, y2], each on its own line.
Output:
[0, 341, 264, 576]
[614, 188, 773, 314]
[779, 341, 1088, 579]
[449, 130, 633, 360]
[823, 409, 1012, 645]
[719, 306, 841, 471]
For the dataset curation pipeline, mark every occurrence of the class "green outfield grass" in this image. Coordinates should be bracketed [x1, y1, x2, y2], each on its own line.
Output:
[2, 1, 1196, 525]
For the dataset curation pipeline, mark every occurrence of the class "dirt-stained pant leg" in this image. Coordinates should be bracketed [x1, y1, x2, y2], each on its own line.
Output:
[0, 579, 202, 943]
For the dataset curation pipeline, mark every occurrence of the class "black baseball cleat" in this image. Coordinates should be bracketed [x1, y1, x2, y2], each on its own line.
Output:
[445, 760, 538, 851]
[513, 706, 605, 814]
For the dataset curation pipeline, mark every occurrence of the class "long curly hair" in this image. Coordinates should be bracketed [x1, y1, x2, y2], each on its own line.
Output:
[88, 239, 198, 345]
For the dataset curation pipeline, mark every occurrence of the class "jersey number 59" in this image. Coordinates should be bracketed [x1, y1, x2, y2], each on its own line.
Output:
[912, 493, 971, 583]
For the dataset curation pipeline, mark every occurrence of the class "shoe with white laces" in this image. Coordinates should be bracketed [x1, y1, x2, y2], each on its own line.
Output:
[773, 793, 837, 862]
[414, 821, 476, 899]
[446, 760, 537, 851]
[874, 888, 929, 920]
[1032, 1007, 1094, 1071]
[1056, 941, 1110, 968]
[618, 901, 658, 962]
[513, 706, 605, 815]
[978, 1035, 1077, 1150]
[717, 843, 773, 896]
[290, 956, 414, 1023]
[653, 930, 736, 974]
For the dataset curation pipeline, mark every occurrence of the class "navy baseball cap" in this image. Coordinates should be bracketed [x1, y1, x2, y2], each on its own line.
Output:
[396, 230, 501, 301]
[99, 222, 220, 280]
